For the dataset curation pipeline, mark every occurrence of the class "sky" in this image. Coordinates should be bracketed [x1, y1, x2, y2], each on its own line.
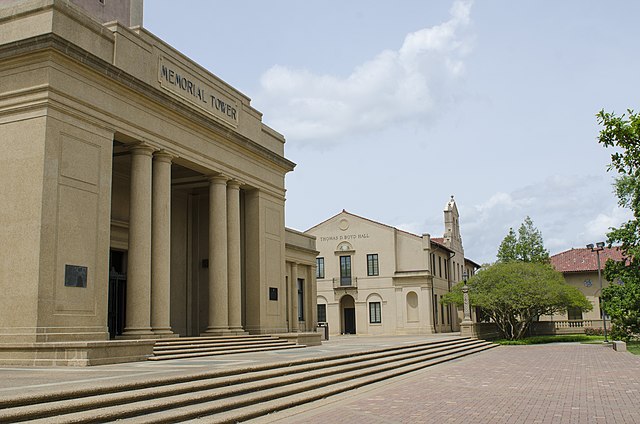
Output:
[145, 1, 640, 264]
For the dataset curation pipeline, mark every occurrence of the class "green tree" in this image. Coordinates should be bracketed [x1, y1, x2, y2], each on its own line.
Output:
[496, 228, 517, 262]
[596, 109, 640, 341]
[496, 216, 549, 263]
[442, 262, 592, 340]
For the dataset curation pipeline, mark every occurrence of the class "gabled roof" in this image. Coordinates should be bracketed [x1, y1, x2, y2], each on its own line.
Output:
[308, 209, 453, 251]
[306, 209, 423, 240]
[550, 247, 626, 273]
[464, 258, 483, 269]
[307, 211, 488, 264]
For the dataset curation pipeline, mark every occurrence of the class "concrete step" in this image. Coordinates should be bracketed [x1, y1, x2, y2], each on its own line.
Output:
[149, 343, 305, 361]
[0, 337, 496, 423]
[154, 335, 279, 346]
[150, 335, 302, 361]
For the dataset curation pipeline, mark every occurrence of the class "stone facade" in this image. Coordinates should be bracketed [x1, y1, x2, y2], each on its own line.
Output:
[0, 0, 317, 364]
[307, 197, 479, 336]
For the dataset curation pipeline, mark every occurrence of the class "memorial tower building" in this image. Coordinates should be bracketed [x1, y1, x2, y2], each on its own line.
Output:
[0, 0, 317, 365]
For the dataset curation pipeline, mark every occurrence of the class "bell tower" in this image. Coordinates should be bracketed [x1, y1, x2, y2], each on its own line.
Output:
[443, 195, 463, 253]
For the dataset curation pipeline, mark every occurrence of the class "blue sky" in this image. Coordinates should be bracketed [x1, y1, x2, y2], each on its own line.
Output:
[145, 1, 640, 264]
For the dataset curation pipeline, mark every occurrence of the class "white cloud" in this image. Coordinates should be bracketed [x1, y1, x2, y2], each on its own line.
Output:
[257, 0, 474, 142]
[581, 206, 633, 242]
[460, 174, 628, 264]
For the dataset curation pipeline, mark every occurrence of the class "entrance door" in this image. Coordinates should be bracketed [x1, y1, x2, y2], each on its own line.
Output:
[344, 308, 356, 334]
[340, 294, 356, 334]
[108, 250, 127, 339]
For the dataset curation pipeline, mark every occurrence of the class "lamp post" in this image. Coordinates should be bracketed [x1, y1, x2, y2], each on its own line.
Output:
[461, 271, 472, 325]
[587, 242, 608, 343]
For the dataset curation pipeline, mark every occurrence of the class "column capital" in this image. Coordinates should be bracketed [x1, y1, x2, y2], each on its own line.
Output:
[153, 150, 175, 163]
[128, 143, 156, 156]
[208, 174, 229, 184]
[227, 179, 243, 190]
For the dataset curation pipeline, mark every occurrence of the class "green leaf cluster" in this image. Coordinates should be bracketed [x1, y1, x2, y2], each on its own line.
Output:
[442, 262, 591, 340]
[497, 217, 549, 263]
[597, 109, 640, 341]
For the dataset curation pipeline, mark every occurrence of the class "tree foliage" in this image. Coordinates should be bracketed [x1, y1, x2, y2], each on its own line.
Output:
[443, 262, 592, 340]
[496, 216, 549, 263]
[597, 109, 640, 341]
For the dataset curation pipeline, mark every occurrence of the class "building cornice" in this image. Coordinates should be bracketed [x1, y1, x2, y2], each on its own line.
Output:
[0, 33, 296, 172]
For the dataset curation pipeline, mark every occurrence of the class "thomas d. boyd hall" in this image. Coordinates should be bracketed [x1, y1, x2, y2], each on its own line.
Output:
[0, 0, 319, 365]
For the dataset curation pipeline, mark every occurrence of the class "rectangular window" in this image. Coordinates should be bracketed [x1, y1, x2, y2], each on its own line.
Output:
[567, 306, 583, 321]
[367, 254, 379, 276]
[434, 294, 438, 324]
[339, 256, 352, 286]
[369, 302, 381, 324]
[297, 278, 304, 321]
[316, 257, 325, 279]
[438, 257, 442, 278]
[317, 304, 327, 323]
[431, 254, 436, 274]
[444, 259, 449, 279]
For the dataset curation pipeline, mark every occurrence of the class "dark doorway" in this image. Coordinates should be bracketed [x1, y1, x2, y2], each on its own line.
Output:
[340, 294, 356, 334]
[343, 308, 356, 334]
[108, 250, 127, 339]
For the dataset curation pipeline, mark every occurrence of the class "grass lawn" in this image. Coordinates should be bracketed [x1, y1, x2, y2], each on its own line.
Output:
[627, 341, 640, 355]
[493, 335, 640, 355]
[494, 335, 605, 345]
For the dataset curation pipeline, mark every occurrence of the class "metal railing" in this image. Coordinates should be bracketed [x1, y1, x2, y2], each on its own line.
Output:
[332, 277, 357, 289]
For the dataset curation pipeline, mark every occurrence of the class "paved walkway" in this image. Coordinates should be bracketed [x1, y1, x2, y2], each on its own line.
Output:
[0, 335, 457, 397]
[253, 343, 640, 424]
[0, 337, 638, 423]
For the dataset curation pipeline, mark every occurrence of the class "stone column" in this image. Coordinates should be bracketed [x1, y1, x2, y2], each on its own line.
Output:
[227, 180, 244, 333]
[290, 263, 298, 333]
[203, 175, 229, 335]
[423, 284, 436, 334]
[122, 145, 155, 338]
[151, 151, 174, 337]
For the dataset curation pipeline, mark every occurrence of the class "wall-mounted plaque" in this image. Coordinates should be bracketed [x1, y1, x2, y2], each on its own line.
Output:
[269, 287, 278, 301]
[65, 265, 88, 288]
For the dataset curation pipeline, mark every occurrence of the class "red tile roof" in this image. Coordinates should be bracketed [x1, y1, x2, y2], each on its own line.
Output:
[550, 247, 626, 273]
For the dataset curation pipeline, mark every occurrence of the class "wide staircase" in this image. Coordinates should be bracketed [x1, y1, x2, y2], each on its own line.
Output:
[149, 335, 304, 361]
[0, 337, 496, 423]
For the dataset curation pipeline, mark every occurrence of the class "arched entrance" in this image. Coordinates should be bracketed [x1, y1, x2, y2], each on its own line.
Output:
[340, 294, 356, 334]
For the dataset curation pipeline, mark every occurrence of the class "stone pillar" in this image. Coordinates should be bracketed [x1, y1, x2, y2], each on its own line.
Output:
[424, 284, 436, 334]
[460, 280, 475, 337]
[227, 180, 244, 334]
[151, 151, 174, 337]
[290, 263, 298, 333]
[203, 175, 229, 335]
[122, 145, 155, 338]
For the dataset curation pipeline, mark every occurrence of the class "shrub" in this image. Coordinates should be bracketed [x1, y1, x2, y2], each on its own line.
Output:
[584, 327, 605, 336]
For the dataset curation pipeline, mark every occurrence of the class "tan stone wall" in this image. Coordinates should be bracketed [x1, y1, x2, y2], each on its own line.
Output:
[310, 213, 436, 336]
[0, 0, 298, 348]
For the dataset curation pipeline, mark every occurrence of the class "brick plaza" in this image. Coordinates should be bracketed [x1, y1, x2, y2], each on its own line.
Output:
[260, 343, 640, 424]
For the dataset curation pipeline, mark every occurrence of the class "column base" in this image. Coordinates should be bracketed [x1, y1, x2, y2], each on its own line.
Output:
[228, 327, 248, 335]
[460, 322, 476, 338]
[201, 327, 232, 336]
[119, 327, 156, 340]
[153, 328, 175, 338]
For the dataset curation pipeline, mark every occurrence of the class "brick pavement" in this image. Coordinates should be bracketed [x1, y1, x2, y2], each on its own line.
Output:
[255, 343, 640, 424]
